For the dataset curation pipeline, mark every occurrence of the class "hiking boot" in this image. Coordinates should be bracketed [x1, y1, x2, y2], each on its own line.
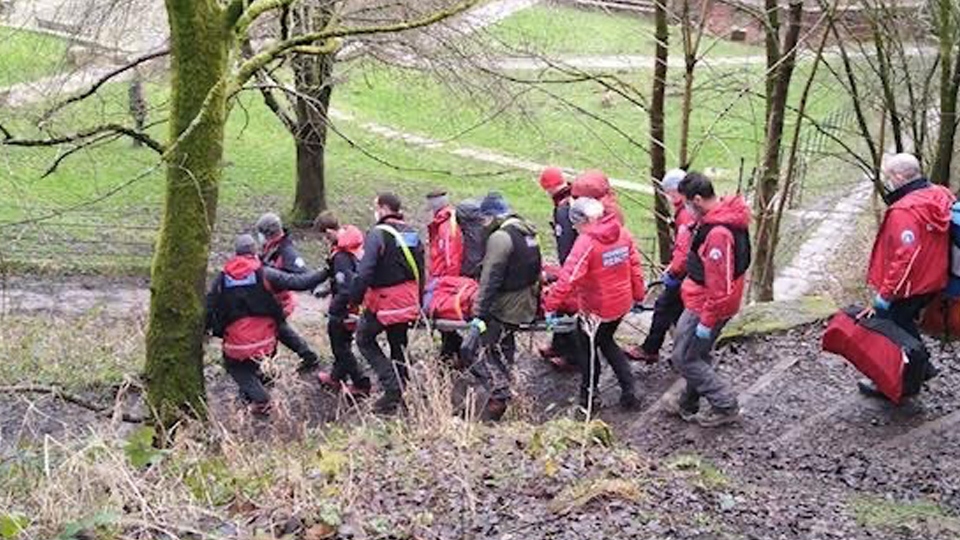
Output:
[248, 401, 271, 418]
[317, 371, 343, 392]
[481, 398, 508, 422]
[665, 396, 698, 423]
[373, 392, 403, 415]
[297, 358, 320, 374]
[697, 405, 741, 428]
[625, 346, 659, 364]
[857, 379, 888, 400]
[546, 355, 579, 372]
[538, 346, 561, 360]
[619, 393, 643, 411]
[578, 390, 603, 412]
[343, 378, 373, 398]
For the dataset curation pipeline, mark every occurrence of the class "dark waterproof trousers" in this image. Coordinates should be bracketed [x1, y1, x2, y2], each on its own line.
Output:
[328, 318, 369, 387]
[224, 357, 270, 404]
[640, 284, 685, 355]
[573, 318, 637, 400]
[356, 312, 410, 396]
[277, 321, 319, 367]
[877, 293, 935, 396]
[470, 319, 517, 402]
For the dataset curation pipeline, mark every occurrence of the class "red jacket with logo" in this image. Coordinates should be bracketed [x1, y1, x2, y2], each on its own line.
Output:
[219, 256, 278, 361]
[427, 205, 463, 280]
[666, 199, 696, 278]
[868, 181, 954, 299]
[543, 213, 645, 320]
[352, 215, 424, 325]
[681, 196, 751, 328]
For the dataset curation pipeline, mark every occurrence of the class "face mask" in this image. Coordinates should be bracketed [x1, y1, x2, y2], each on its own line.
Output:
[685, 201, 701, 218]
[256, 232, 266, 245]
[373, 210, 381, 222]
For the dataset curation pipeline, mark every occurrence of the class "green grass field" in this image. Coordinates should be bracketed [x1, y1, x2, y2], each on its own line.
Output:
[486, 4, 761, 57]
[0, 26, 69, 87]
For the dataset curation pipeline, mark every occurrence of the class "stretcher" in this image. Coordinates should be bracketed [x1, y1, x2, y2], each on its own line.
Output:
[340, 281, 664, 335]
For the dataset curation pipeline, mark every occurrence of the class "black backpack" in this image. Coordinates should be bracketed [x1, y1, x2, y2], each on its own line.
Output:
[456, 199, 486, 279]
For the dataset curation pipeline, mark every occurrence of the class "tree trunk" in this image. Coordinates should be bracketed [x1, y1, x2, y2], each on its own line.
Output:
[288, 3, 336, 227]
[751, 0, 803, 302]
[145, 0, 228, 426]
[650, 0, 673, 266]
[290, 50, 334, 226]
[932, 6, 960, 187]
[678, 0, 695, 167]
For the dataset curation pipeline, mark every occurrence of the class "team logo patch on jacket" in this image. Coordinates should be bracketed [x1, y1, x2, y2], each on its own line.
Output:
[602, 246, 629, 267]
[901, 230, 916, 245]
[709, 248, 723, 261]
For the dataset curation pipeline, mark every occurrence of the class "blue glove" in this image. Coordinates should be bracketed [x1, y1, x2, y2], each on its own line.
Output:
[695, 323, 712, 340]
[662, 272, 682, 289]
[469, 318, 487, 334]
[544, 312, 559, 330]
[873, 295, 891, 311]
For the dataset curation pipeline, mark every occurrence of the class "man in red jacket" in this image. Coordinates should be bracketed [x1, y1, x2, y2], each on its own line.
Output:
[670, 173, 751, 427]
[538, 167, 578, 370]
[627, 168, 693, 363]
[858, 153, 954, 399]
[206, 235, 327, 415]
[543, 197, 646, 411]
[426, 189, 465, 361]
[351, 193, 425, 414]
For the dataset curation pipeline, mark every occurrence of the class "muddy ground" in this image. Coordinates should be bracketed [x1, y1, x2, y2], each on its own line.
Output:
[4, 307, 960, 539]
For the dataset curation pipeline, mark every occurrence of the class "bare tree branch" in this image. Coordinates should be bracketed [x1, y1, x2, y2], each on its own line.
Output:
[2, 384, 146, 423]
[1, 123, 165, 154]
[39, 49, 171, 124]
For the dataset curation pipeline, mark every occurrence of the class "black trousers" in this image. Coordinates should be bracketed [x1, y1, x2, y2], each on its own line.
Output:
[440, 331, 463, 359]
[877, 294, 935, 396]
[277, 321, 319, 366]
[640, 285, 685, 355]
[573, 318, 636, 399]
[549, 331, 577, 362]
[471, 319, 517, 402]
[328, 319, 369, 387]
[224, 357, 270, 404]
[356, 312, 410, 395]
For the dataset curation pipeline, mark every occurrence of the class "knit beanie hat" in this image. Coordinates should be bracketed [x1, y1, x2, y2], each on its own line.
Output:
[479, 192, 510, 218]
[539, 167, 566, 192]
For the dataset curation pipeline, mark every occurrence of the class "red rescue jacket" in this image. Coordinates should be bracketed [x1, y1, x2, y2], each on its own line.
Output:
[666, 199, 696, 278]
[681, 196, 751, 328]
[220, 256, 279, 361]
[427, 205, 464, 280]
[868, 180, 954, 299]
[544, 213, 645, 320]
[572, 170, 625, 225]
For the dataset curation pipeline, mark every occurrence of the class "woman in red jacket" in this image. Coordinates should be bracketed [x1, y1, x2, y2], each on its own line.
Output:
[543, 197, 646, 411]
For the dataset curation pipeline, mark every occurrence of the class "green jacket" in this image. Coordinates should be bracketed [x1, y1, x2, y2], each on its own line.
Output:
[474, 215, 541, 326]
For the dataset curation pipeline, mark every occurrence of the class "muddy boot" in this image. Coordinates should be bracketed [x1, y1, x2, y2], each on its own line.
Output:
[373, 391, 403, 415]
[619, 392, 643, 411]
[857, 379, 889, 400]
[697, 405, 740, 428]
[666, 396, 698, 423]
[317, 371, 343, 392]
[625, 346, 659, 364]
[925, 362, 940, 382]
[578, 388, 603, 412]
[248, 401, 271, 418]
[481, 398, 508, 422]
[344, 377, 373, 399]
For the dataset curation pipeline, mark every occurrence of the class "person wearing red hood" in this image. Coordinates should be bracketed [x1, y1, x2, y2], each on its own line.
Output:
[857, 153, 954, 399]
[543, 197, 646, 411]
[538, 167, 579, 370]
[313, 212, 372, 397]
[571, 169, 625, 225]
[206, 234, 327, 415]
[256, 212, 321, 373]
[670, 173, 751, 428]
[351, 193, 425, 414]
[426, 189, 466, 362]
[627, 168, 695, 363]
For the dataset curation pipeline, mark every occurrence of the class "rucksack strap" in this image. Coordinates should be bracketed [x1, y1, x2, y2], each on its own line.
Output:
[376, 224, 421, 288]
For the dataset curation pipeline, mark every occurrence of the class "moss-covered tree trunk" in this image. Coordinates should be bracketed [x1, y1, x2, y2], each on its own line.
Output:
[932, 0, 960, 188]
[650, 0, 673, 266]
[145, 0, 229, 425]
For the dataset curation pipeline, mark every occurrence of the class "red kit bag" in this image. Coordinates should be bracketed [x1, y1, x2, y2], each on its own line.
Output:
[426, 276, 478, 321]
[821, 306, 928, 404]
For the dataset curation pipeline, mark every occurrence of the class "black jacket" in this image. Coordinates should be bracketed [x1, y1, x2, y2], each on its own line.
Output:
[264, 232, 308, 274]
[327, 250, 358, 321]
[350, 214, 425, 304]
